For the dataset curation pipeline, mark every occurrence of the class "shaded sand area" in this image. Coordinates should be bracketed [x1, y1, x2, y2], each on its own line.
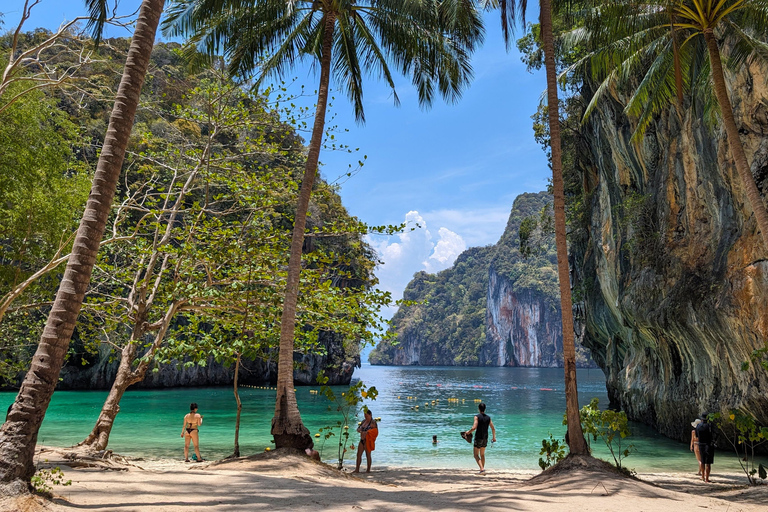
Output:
[3, 448, 767, 511]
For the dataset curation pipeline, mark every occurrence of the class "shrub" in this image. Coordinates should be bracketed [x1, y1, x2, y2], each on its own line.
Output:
[567, 398, 634, 470]
[711, 410, 768, 485]
[317, 375, 378, 470]
[31, 465, 71, 494]
[538, 433, 566, 470]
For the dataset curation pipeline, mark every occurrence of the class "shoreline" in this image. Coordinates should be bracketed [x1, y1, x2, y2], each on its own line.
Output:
[4, 446, 766, 512]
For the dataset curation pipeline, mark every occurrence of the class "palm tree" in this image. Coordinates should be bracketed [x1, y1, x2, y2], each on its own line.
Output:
[570, 0, 768, 252]
[0, 0, 165, 491]
[488, 0, 590, 455]
[164, 0, 483, 450]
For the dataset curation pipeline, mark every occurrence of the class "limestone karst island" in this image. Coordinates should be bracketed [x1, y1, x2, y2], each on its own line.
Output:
[2, 1, 768, 511]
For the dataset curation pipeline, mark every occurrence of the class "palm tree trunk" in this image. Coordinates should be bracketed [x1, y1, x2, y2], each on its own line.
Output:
[271, 11, 337, 450]
[704, 29, 768, 252]
[540, 0, 589, 456]
[233, 354, 242, 458]
[0, 0, 164, 490]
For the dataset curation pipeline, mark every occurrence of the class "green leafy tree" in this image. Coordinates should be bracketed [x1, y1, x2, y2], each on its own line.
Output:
[164, 0, 483, 450]
[0, 87, 90, 381]
[75, 75, 293, 451]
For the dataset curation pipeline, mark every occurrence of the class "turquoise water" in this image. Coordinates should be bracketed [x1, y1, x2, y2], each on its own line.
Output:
[1, 365, 763, 474]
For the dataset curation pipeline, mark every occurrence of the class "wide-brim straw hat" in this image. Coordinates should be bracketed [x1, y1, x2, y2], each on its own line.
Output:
[691, 418, 702, 427]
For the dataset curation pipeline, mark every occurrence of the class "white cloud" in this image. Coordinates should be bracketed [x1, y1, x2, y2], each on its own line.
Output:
[369, 211, 476, 318]
[424, 227, 466, 273]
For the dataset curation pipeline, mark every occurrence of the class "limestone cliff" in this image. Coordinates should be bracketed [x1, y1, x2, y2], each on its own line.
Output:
[571, 63, 768, 441]
[370, 192, 595, 367]
[482, 267, 565, 366]
[57, 330, 359, 389]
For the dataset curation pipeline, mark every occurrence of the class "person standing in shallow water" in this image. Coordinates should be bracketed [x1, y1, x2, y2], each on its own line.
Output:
[690, 418, 703, 475]
[465, 402, 496, 473]
[354, 409, 378, 473]
[695, 414, 714, 482]
[181, 403, 204, 462]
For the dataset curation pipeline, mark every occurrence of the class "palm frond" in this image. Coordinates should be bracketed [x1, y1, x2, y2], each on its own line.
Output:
[334, 11, 365, 122]
[85, 0, 109, 45]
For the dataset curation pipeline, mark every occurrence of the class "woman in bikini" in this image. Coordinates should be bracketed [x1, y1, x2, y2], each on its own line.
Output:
[690, 418, 702, 475]
[181, 402, 204, 462]
[354, 409, 378, 473]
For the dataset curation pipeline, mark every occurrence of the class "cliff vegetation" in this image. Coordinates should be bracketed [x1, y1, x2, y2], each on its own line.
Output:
[0, 32, 382, 389]
[370, 192, 594, 367]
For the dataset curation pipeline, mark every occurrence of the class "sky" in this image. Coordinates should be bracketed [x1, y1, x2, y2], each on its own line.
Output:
[1, 0, 552, 315]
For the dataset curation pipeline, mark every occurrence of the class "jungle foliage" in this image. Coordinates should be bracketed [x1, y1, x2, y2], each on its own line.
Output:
[0, 32, 383, 389]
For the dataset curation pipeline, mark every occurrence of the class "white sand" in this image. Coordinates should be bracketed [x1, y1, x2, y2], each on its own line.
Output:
[2, 448, 766, 511]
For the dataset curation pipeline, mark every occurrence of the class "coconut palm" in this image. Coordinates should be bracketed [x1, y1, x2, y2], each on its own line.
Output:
[0, 0, 166, 492]
[568, 0, 768, 252]
[487, 0, 590, 455]
[164, 0, 483, 450]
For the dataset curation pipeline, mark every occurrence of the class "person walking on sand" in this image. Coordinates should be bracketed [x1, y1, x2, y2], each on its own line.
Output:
[695, 413, 714, 482]
[181, 402, 204, 462]
[690, 418, 703, 475]
[354, 409, 378, 473]
[465, 402, 496, 474]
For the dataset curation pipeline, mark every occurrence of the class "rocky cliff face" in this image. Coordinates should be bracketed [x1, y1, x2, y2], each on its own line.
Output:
[370, 192, 595, 368]
[482, 266, 565, 367]
[572, 63, 768, 441]
[58, 331, 359, 390]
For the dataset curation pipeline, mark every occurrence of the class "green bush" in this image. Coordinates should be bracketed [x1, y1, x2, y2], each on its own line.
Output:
[567, 398, 634, 470]
[31, 465, 71, 494]
[538, 433, 566, 470]
[317, 376, 378, 470]
[711, 410, 768, 485]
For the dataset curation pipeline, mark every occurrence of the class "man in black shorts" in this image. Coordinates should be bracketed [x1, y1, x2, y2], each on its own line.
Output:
[465, 402, 496, 473]
[695, 413, 714, 482]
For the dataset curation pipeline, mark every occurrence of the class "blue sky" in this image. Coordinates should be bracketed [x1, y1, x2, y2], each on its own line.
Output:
[2, 0, 551, 311]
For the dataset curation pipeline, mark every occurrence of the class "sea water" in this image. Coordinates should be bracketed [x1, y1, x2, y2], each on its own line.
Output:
[0, 365, 763, 474]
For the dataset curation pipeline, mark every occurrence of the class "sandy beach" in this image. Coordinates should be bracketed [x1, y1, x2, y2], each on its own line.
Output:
[2, 447, 767, 512]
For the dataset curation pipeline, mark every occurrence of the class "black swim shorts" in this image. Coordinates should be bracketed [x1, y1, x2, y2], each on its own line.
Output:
[699, 443, 715, 465]
[474, 437, 488, 449]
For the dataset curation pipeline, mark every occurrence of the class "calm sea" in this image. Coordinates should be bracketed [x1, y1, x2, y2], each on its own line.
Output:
[0, 365, 761, 474]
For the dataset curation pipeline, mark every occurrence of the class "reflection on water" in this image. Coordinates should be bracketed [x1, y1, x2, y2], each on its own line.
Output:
[0, 365, 764, 474]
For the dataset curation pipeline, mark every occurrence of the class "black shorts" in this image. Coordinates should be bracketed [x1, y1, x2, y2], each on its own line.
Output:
[474, 437, 488, 448]
[699, 443, 715, 465]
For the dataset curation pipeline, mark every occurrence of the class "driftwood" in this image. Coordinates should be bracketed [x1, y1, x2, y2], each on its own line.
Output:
[35, 447, 142, 471]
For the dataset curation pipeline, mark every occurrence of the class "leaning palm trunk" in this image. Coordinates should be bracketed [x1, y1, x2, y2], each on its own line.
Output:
[271, 12, 337, 451]
[0, 0, 165, 490]
[540, 0, 589, 456]
[703, 28, 768, 251]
